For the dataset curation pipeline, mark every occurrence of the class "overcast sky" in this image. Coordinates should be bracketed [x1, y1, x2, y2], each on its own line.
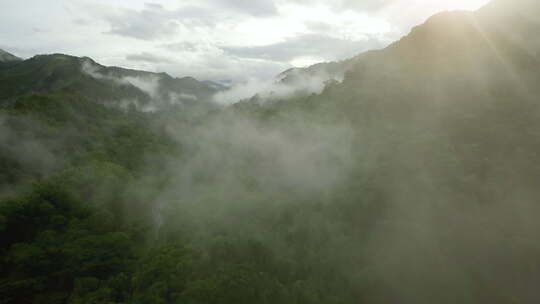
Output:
[0, 0, 489, 83]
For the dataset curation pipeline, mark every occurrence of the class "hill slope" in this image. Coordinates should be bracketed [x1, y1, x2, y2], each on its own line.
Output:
[291, 0, 540, 301]
[0, 49, 21, 63]
[281, 0, 540, 95]
[0, 53, 221, 110]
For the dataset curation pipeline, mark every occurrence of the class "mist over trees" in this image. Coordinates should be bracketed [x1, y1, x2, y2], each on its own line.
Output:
[2, 0, 540, 303]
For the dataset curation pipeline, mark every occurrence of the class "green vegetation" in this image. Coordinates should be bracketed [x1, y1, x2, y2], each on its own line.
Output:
[0, 91, 374, 303]
[2, 1, 540, 303]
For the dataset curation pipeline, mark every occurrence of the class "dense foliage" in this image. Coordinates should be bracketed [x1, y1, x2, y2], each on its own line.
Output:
[0, 91, 377, 304]
[2, 1, 540, 303]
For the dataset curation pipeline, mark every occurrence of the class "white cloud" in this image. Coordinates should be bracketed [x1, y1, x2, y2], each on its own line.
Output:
[0, 0, 490, 83]
[213, 68, 343, 105]
[82, 60, 161, 99]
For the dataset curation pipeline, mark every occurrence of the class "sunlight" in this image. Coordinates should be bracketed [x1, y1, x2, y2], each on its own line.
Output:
[381, 0, 492, 29]
[291, 56, 324, 67]
[427, 0, 491, 11]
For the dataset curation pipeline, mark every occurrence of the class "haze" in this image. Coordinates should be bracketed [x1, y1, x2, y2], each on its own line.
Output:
[2, 0, 540, 303]
[0, 0, 488, 83]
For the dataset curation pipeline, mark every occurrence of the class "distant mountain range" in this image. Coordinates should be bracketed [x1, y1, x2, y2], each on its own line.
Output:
[1, 0, 538, 110]
[0, 51, 224, 111]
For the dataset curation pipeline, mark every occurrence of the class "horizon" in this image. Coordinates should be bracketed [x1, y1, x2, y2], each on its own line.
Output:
[1, 0, 489, 83]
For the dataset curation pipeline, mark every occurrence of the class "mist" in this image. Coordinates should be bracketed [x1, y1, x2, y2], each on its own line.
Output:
[0, 114, 61, 196]
[2, 0, 540, 303]
[82, 60, 201, 112]
[81, 60, 155, 92]
[213, 68, 344, 104]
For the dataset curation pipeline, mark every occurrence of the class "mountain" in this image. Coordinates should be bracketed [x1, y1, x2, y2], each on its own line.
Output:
[232, 0, 540, 300]
[279, 0, 540, 97]
[322, 0, 540, 119]
[2, 1, 540, 304]
[277, 0, 540, 301]
[0, 49, 21, 63]
[0, 53, 222, 110]
[278, 58, 353, 83]
[202, 80, 230, 90]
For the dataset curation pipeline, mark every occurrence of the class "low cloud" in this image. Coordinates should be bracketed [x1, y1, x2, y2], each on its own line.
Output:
[223, 33, 385, 63]
[126, 52, 173, 64]
[81, 60, 207, 111]
[0, 115, 62, 196]
[82, 60, 161, 99]
[213, 69, 342, 105]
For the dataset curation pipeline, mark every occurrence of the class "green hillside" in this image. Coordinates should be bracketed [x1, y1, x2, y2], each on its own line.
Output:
[1, 0, 540, 303]
[0, 54, 220, 109]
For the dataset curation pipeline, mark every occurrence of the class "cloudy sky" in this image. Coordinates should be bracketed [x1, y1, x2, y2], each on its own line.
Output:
[0, 0, 489, 83]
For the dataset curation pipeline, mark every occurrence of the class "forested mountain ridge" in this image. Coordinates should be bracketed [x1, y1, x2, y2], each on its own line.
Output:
[235, 1, 540, 300]
[2, 0, 540, 303]
[294, 0, 540, 301]
[0, 53, 222, 110]
[279, 0, 540, 96]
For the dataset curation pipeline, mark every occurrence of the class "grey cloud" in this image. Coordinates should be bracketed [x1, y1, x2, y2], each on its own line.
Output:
[304, 21, 335, 33]
[81, 60, 161, 99]
[222, 33, 385, 62]
[32, 27, 49, 34]
[126, 52, 173, 63]
[288, 0, 392, 12]
[92, 1, 276, 41]
[73, 18, 91, 26]
[99, 3, 181, 40]
[90, 3, 217, 40]
[164, 42, 199, 52]
[209, 0, 277, 17]
[144, 3, 164, 10]
[342, 0, 392, 11]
